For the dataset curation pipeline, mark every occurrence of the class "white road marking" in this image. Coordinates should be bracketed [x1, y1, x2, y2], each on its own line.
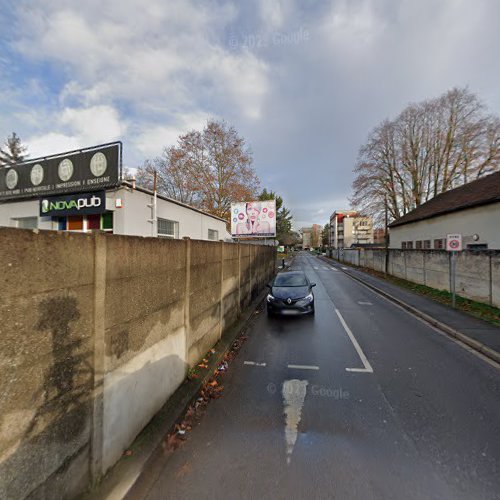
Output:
[342, 267, 348, 270]
[287, 364, 320, 371]
[282, 379, 308, 465]
[358, 301, 373, 306]
[322, 266, 330, 270]
[244, 361, 267, 367]
[314, 266, 319, 270]
[330, 267, 337, 271]
[334, 308, 374, 373]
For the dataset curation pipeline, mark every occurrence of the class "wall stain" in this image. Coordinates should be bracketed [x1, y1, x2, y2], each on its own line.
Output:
[25, 295, 93, 443]
[107, 330, 129, 359]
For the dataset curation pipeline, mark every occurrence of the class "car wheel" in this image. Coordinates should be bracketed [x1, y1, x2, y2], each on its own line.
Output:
[310, 304, 315, 315]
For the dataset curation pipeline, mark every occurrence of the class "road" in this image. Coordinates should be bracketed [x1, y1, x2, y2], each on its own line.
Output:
[129, 252, 500, 500]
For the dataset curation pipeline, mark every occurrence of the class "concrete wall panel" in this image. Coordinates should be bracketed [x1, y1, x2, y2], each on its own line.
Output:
[0, 228, 274, 497]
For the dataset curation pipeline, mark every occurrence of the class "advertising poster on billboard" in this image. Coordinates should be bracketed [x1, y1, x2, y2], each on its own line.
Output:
[231, 200, 276, 237]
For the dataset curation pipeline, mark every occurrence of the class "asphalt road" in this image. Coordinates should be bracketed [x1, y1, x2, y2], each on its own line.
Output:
[130, 251, 500, 500]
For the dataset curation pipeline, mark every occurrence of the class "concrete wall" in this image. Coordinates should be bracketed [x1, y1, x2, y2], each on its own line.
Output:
[389, 202, 500, 250]
[0, 228, 275, 499]
[334, 248, 500, 308]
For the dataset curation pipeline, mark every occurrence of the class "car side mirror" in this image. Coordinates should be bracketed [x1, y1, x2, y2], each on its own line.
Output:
[311, 283, 316, 287]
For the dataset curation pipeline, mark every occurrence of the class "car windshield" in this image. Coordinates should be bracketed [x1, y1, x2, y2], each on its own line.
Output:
[274, 273, 308, 287]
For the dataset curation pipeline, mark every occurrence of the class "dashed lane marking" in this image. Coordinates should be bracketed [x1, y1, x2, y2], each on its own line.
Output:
[244, 361, 267, 367]
[287, 364, 320, 371]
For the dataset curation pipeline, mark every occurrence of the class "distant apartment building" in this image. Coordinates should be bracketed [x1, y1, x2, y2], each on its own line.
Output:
[373, 228, 386, 245]
[329, 210, 374, 248]
[301, 224, 323, 249]
[389, 170, 500, 250]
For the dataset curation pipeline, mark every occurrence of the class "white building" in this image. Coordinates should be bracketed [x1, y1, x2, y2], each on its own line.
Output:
[0, 181, 229, 241]
[389, 171, 500, 250]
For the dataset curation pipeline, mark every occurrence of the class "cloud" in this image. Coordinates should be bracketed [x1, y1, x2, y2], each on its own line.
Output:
[134, 112, 211, 159]
[2, 0, 500, 228]
[27, 105, 125, 157]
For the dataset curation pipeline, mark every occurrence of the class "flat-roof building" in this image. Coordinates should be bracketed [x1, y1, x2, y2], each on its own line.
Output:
[0, 143, 229, 241]
[329, 210, 373, 248]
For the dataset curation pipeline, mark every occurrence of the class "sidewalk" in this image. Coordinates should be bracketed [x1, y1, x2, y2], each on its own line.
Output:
[320, 256, 500, 364]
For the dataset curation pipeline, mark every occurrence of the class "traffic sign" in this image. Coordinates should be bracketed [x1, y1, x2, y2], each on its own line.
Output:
[446, 234, 462, 252]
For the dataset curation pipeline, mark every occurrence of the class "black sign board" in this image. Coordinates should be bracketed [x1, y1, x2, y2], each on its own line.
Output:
[0, 142, 121, 201]
[40, 191, 106, 217]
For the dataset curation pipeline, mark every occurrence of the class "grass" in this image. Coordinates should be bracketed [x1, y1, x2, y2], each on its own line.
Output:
[332, 259, 500, 328]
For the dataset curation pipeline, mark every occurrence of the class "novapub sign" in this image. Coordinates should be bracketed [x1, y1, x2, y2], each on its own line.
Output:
[0, 142, 121, 201]
[40, 191, 106, 217]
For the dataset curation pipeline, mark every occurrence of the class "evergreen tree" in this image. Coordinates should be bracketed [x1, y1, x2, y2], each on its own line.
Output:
[258, 188, 293, 244]
[0, 132, 28, 166]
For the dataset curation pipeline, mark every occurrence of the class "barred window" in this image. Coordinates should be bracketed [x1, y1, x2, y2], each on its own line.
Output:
[208, 229, 219, 241]
[157, 218, 178, 239]
[416, 240, 423, 249]
[407, 241, 414, 249]
[434, 238, 444, 249]
[402, 241, 407, 249]
[423, 240, 431, 249]
[15, 217, 38, 229]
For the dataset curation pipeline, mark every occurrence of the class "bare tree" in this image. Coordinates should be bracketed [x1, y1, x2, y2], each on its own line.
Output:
[136, 119, 260, 219]
[351, 87, 500, 223]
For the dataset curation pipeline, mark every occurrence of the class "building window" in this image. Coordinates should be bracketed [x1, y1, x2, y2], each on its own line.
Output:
[87, 214, 101, 230]
[15, 217, 38, 229]
[158, 218, 179, 238]
[101, 212, 113, 231]
[402, 242, 407, 249]
[67, 216, 84, 231]
[416, 240, 422, 249]
[434, 239, 444, 249]
[208, 229, 218, 241]
[423, 240, 431, 249]
[467, 244, 488, 250]
[406, 241, 413, 249]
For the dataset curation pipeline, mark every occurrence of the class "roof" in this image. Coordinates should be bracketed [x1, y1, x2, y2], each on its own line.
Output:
[119, 181, 228, 223]
[389, 171, 500, 228]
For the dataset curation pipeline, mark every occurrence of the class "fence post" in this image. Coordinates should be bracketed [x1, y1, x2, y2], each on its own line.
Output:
[183, 237, 191, 367]
[219, 240, 224, 339]
[423, 251, 427, 286]
[489, 253, 493, 306]
[237, 242, 241, 316]
[91, 233, 106, 483]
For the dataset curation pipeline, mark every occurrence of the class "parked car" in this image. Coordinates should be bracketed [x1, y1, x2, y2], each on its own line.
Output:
[266, 271, 316, 316]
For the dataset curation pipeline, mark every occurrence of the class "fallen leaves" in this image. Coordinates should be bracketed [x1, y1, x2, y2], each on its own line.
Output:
[163, 325, 251, 454]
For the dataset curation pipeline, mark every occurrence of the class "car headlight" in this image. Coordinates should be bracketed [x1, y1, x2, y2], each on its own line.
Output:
[305, 293, 314, 302]
[267, 294, 275, 302]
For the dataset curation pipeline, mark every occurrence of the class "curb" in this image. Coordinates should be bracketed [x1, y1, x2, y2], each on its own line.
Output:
[86, 288, 270, 500]
[319, 256, 500, 366]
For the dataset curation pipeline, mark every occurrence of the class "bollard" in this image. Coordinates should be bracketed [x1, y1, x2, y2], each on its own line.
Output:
[282, 258, 285, 269]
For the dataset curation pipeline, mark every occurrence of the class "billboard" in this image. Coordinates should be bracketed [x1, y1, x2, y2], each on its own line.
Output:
[231, 200, 276, 237]
[0, 142, 121, 201]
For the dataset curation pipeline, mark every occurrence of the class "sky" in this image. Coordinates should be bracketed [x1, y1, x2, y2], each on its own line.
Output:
[1, 0, 500, 229]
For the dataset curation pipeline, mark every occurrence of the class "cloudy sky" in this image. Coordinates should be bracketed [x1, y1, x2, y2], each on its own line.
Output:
[1, 0, 500, 228]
